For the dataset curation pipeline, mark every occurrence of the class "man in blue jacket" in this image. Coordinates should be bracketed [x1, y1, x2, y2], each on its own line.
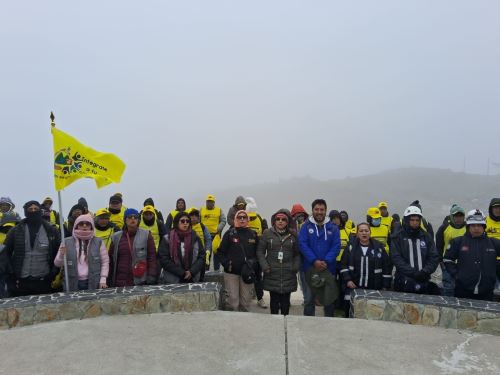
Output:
[299, 199, 341, 317]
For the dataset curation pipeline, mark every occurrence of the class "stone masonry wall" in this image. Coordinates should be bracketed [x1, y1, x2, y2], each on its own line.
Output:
[350, 289, 500, 335]
[0, 283, 221, 329]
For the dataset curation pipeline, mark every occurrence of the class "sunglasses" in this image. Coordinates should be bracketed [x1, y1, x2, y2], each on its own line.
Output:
[275, 217, 288, 222]
[236, 215, 248, 220]
[126, 215, 139, 220]
[179, 219, 191, 224]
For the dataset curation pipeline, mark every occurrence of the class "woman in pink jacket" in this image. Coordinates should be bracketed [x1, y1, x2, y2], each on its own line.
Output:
[55, 214, 109, 291]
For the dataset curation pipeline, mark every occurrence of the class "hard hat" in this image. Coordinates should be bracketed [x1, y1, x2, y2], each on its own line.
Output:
[95, 208, 111, 217]
[206, 194, 216, 201]
[403, 206, 423, 217]
[465, 209, 486, 225]
[378, 201, 388, 209]
[366, 207, 382, 219]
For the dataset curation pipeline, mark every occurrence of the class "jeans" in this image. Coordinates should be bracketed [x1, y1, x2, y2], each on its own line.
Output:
[300, 271, 334, 317]
[441, 264, 455, 297]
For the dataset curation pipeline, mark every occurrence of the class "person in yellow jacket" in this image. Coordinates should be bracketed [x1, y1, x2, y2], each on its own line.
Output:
[165, 198, 186, 230]
[139, 205, 167, 251]
[435, 204, 466, 296]
[339, 210, 355, 231]
[104, 194, 126, 230]
[41, 197, 60, 227]
[188, 208, 212, 281]
[378, 201, 394, 233]
[366, 207, 390, 253]
[94, 208, 119, 252]
[486, 198, 500, 240]
[200, 194, 226, 271]
[329, 210, 352, 262]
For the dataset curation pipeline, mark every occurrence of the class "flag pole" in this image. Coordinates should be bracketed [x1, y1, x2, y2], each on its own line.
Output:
[51, 112, 70, 292]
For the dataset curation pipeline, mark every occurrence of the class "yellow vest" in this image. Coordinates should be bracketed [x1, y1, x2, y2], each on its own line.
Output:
[0, 232, 6, 245]
[140, 220, 160, 250]
[345, 220, 355, 231]
[108, 206, 126, 230]
[336, 227, 352, 262]
[370, 224, 390, 253]
[486, 216, 500, 240]
[200, 206, 221, 234]
[49, 211, 59, 227]
[192, 223, 205, 248]
[248, 213, 263, 237]
[95, 227, 115, 252]
[381, 216, 393, 229]
[442, 224, 466, 256]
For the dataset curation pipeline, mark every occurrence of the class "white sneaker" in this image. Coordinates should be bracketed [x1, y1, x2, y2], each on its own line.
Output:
[257, 299, 268, 308]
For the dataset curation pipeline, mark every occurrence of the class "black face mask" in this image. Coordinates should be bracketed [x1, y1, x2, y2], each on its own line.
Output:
[143, 217, 155, 226]
[25, 210, 43, 224]
[109, 207, 121, 214]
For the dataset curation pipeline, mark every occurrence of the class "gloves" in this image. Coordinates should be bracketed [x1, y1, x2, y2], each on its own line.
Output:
[414, 270, 429, 283]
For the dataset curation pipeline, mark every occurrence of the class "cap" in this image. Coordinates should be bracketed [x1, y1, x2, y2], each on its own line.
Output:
[450, 204, 465, 216]
[206, 194, 216, 201]
[109, 194, 122, 204]
[366, 207, 382, 219]
[378, 201, 388, 209]
[95, 208, 111, 217]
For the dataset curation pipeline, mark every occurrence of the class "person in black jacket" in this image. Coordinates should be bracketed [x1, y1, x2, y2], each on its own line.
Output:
[1, 201, 61, 296]
[216, 210, 259, 312]
[340, 223, 392, 317]
[391, 205, 440, 295]
[157, 212, 205, 284]
[444, 209, 500, 301]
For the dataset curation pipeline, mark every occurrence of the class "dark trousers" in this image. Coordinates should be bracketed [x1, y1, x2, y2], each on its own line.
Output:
[254, 263, 264, 300]
[270, 292, 291, 315]
[9, 276, 52, 297]
[455, 283, 493, 301]
[78, 279, 89, 290]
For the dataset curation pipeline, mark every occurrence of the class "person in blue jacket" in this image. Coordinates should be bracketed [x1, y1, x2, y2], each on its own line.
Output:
[299, 199, 341, 317]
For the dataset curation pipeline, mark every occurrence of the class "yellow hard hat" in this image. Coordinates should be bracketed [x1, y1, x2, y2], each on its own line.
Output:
[378, 201, 388, 209]
[206, 194, 216, 201]
[142, 205, 156, 214]
[95, 208, 111, 217]
[367, 207, 382, 219]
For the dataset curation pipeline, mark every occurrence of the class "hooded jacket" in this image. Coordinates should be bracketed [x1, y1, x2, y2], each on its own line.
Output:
[217, 226, 258, 276]
[298, 217, 341, 274]
[444, 232, 500, 296]
[257, 210, 301, 294]
[486, 198, 500, 240]
[227, 196, 247, 227]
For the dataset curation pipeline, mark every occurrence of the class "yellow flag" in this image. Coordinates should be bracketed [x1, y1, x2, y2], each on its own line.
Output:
[52, 127, 126, 191]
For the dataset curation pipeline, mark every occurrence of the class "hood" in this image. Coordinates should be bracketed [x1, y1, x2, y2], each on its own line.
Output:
[234, 195, 246, 206]
[144, 197, 155, 207]
[489, 198, 500, 221]
[68, 204, 85, 219]
[290, 203, 307, 217]
[245, 197, 258, 213]
[271, 209, 293, 229]
[0, 196, 15, 211]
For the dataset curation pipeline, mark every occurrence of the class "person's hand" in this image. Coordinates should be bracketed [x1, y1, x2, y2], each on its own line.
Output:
[264, 268, 271, 274]
[184, 271, 192, 280]
[347, 281, 357, 289]
[414, 270, 428, 282]
[314, 260, 327, 271]
[59, 244, 66, 256]
[99, 283, 108, 289]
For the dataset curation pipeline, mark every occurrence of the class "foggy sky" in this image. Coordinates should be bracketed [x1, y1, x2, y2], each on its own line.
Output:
[1, 1, 499, 216]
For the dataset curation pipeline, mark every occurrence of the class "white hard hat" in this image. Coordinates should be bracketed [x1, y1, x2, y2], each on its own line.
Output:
[403, 206, 422, 217]
[466, 209, 486, 225]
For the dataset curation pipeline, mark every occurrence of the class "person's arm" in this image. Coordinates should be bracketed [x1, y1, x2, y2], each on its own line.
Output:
[435, 224, 446, 260]
[443, 237, 460, 277]
[215, 232, 231, 269]
[158, 221, 167, 239]
[217, 209, 226, 234]
[494, 238, 500, 279]
[227, 207, 235, 227]
[298, 224, 318, 265]
[382, 249, 392, 289]
[390, 237, 416, 277]
[324, 226, 341, 266]
[421, 235, 440, 275]
[340, 244, 352, 283]
[188, 237, 206, 277]
[292, 236, 301, 272]
[146, 233, 157, 284]
[107, 241, 115, 287]
[256, 230, 270, 272]
[202, 225, 212, 253]
[165, 214, 173, 230]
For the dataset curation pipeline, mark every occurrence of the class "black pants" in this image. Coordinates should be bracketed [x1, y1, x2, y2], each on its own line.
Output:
[269, 292, 291, 315]
[455, 283, 493, 301]
[9, 276, 52, 297]
[254, 263, 264, 300]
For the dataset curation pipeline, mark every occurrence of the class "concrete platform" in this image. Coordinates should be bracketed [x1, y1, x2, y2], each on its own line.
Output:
[0, 311, 499, 374]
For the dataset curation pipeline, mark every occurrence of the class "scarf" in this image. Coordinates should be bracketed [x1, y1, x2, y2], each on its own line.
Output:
[169, 229, 192, 270]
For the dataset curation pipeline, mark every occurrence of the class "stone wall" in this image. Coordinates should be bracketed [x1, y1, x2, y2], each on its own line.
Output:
[350, 289, 500, 335]
[0, 283, 221, 329]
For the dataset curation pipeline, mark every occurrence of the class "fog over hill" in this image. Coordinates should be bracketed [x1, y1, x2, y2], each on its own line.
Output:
[187, 167, 500, 227]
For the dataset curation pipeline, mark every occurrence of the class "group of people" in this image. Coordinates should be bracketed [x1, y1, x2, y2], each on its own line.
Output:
[0, 193, 499, 319]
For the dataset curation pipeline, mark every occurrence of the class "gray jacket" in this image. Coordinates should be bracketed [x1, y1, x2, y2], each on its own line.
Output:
[257, 227, 301, 294]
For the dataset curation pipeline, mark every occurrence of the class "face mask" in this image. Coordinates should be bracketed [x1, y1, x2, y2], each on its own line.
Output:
[25, 210, 42, 223]
[371, 218, 381, 227]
